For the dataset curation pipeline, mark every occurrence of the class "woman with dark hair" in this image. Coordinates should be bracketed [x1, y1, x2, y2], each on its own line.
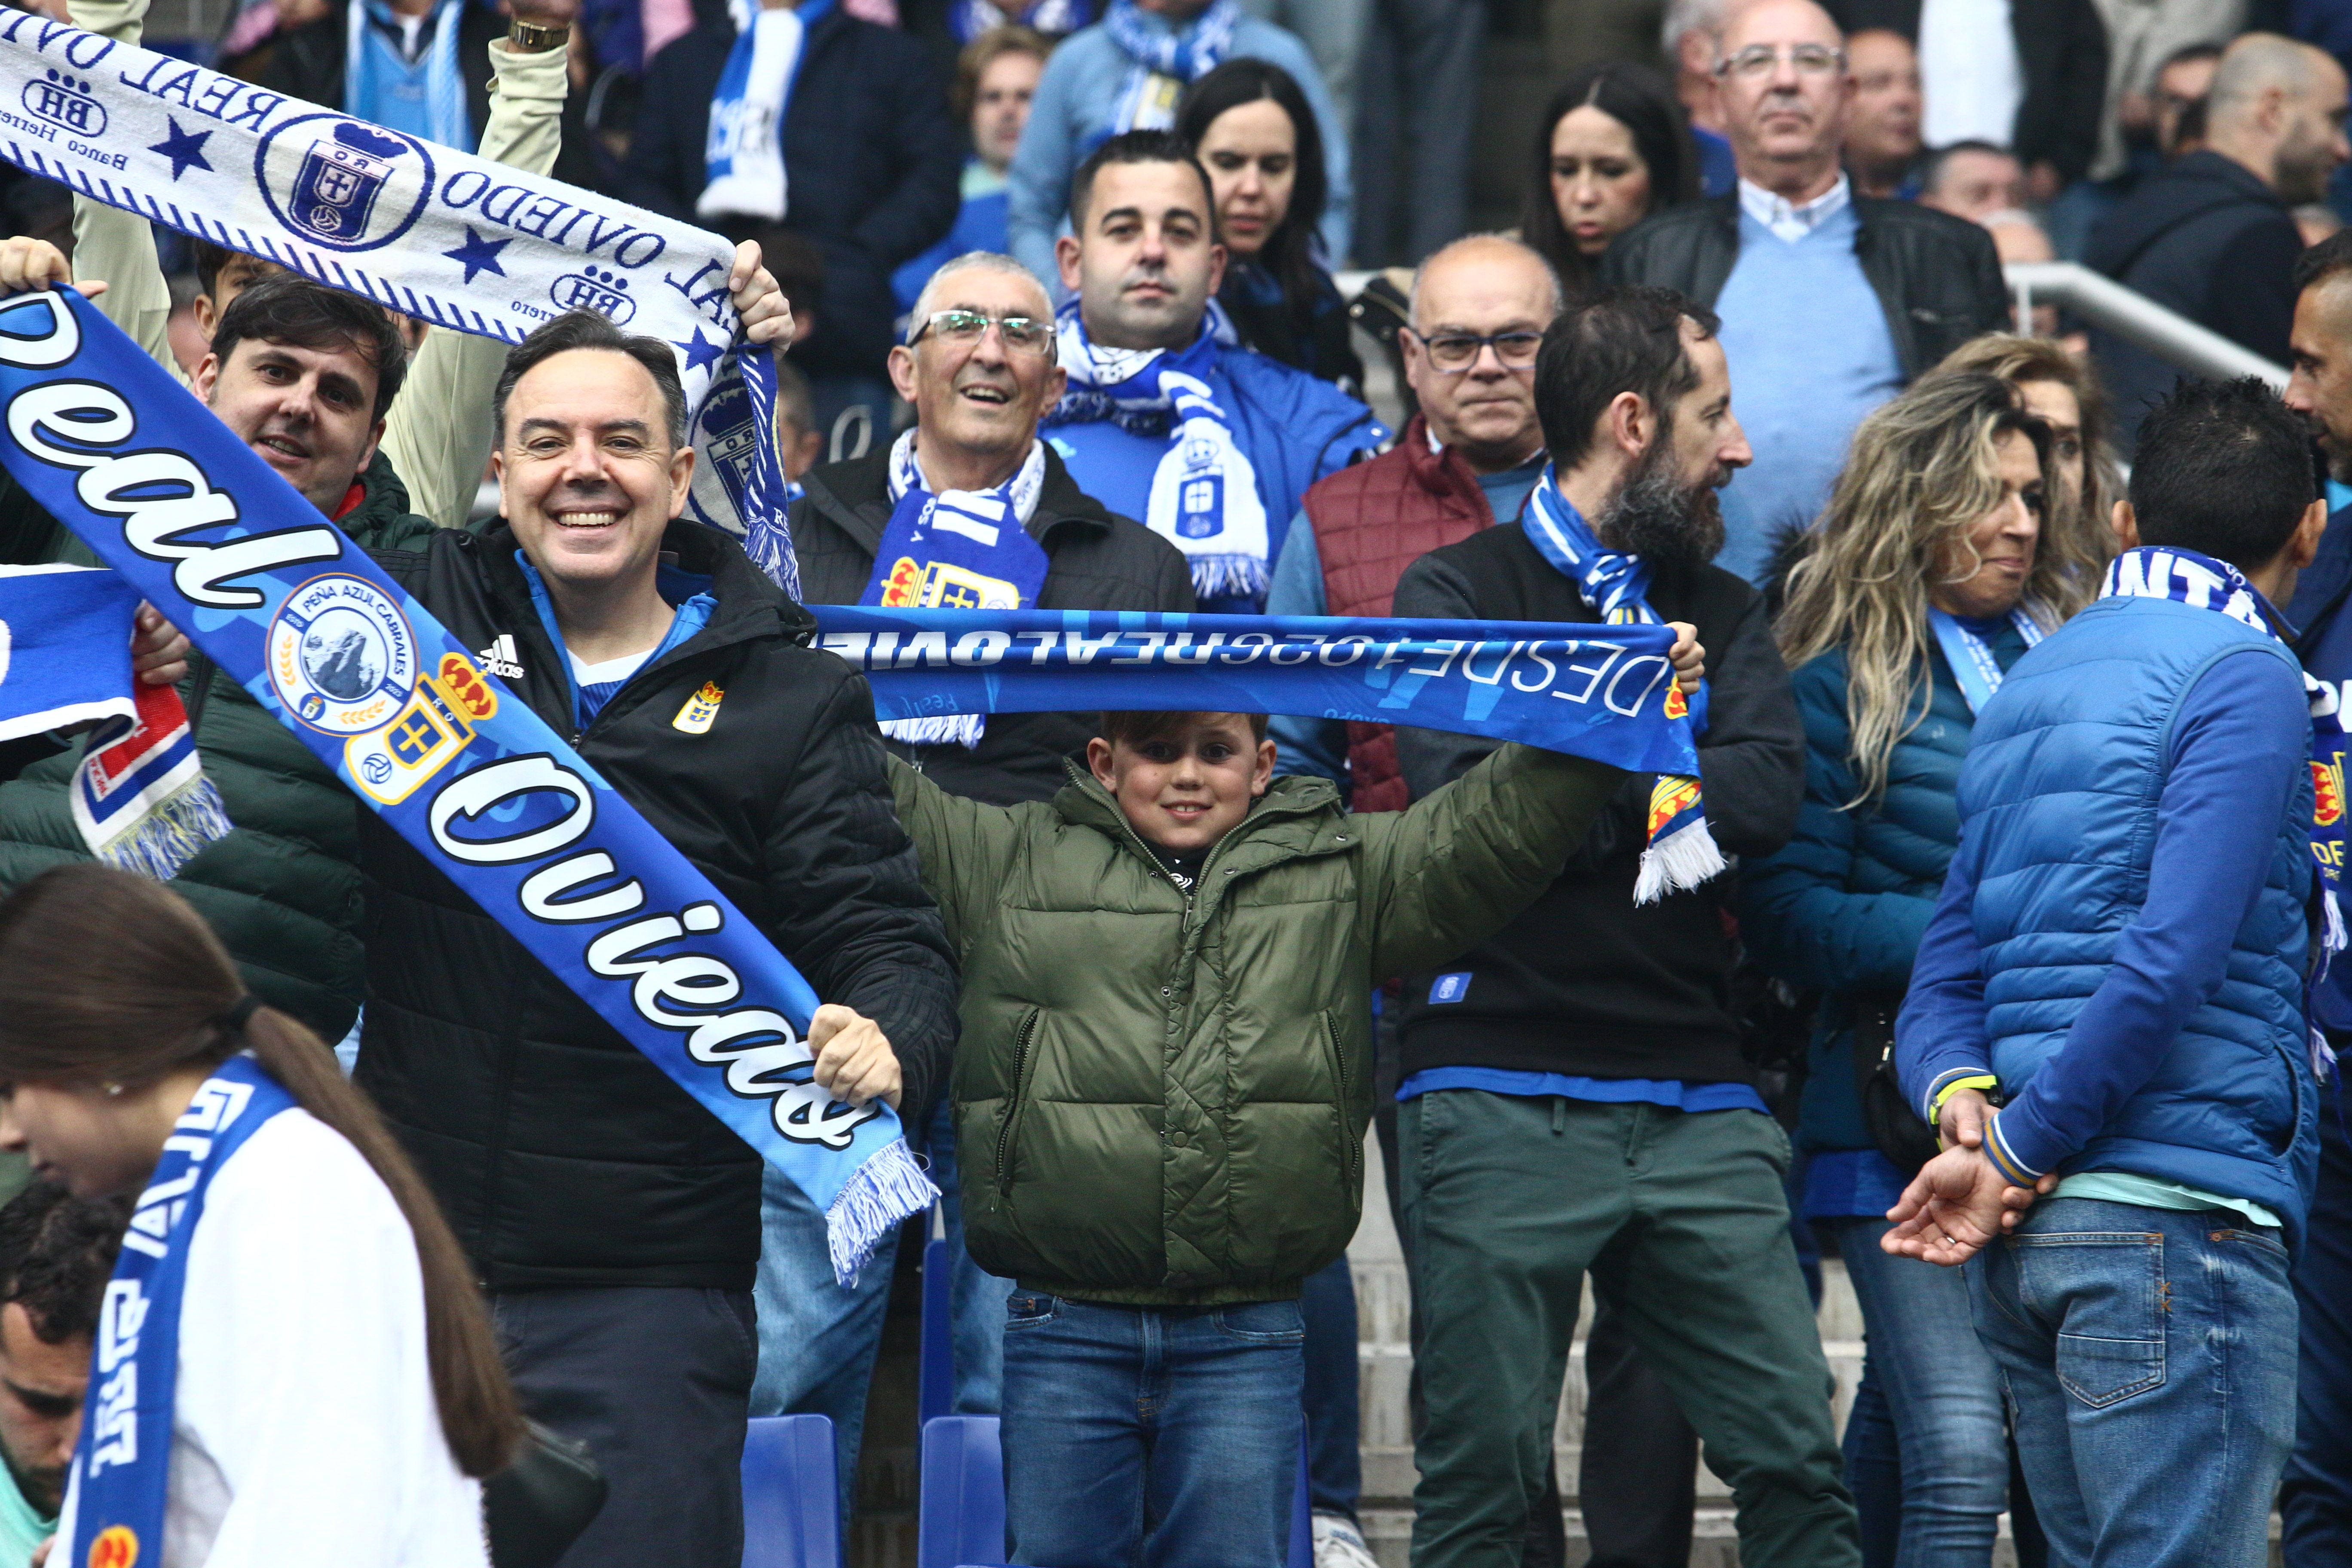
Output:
[1521, 61, 1699, 298]
[1176, 57, 1363, 394]
[0, 864, 522, 1566]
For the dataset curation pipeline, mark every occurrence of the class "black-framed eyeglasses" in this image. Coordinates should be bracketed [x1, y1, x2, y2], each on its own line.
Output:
[1714, 43, 1845, 79]
[908, 308, 1056, 357]
[1405, 327, 1544, 374]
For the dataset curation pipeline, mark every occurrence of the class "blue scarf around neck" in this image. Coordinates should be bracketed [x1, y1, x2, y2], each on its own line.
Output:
[1100, 0, 1237, 133]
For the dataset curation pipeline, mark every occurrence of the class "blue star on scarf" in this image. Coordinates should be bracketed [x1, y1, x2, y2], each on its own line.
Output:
[677, 329, 725, 373]
[148, 118, 212, 181]
[443, 226, 510, 285]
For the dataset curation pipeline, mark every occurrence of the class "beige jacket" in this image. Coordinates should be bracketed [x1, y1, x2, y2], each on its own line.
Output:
[64, 0, 570, 528]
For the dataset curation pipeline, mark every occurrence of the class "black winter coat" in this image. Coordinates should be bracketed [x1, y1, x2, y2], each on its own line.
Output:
[1391, 525, 1804, 1084]
[790, 442, 1196, 804]
[2086, 150, 2301, 450]
[355, 519, 960, 1292]
[1826, 0, 2110, 184]
[621, 1, 962, 383]
[1600, 194, 2008, 383]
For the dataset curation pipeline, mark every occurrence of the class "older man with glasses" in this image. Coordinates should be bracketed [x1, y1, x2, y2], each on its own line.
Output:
[1602, 0, 2006, 583]
[765, 248, 1194, 1513]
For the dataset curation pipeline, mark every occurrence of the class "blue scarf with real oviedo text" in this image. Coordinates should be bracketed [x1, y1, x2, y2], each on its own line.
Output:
[61, 1053, 296, 1568]
[861, 429, 1050, 749]
[1926, 606, 2045, 716]
[1046, 302, 1268, 601]
[698, 0, 836, 225]
[805, 604, 1723, 903]
[2104, 545, 2349, 973]
[0, 11, 798, 591]
[0, 288, 927, 1284]
[1519, 467, 1724, 900]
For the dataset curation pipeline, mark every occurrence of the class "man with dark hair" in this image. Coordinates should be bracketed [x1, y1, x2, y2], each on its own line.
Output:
[2276, 226, 2352, 1562]
[1602, 0, 2006, 583]
[2087, 33, 2349, 449]
[1916, 139, 2028, 222]
[1042, 129, 1383, 613]
[353, 308, 961, 1568]
[0, 1182, 127, 1567]
[1389, 285, 1851, 1568]
[1892, 376, 2327, 1568]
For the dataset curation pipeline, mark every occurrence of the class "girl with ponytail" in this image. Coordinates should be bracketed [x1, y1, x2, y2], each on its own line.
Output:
[0, 862, 520, 1567]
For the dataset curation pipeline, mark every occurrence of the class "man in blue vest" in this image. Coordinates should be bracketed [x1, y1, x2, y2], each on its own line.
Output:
[2278, 224, 2352, 1565]
[1043, 129, 1384, 612]
[1891, 376, 2329, 1568]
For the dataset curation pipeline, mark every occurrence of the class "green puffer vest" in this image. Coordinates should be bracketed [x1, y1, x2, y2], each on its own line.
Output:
[0, 455, 435, 1041]
[890, 742, 1621, 1305]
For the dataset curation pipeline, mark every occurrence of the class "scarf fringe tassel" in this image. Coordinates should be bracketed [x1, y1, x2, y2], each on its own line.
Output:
[880, 714, 987, 749]
[1188, 554, 1268, 603]
[825, 1136, 940, 1287]
[94, 777, 233, 882]
[1633, 817, 1727, 906]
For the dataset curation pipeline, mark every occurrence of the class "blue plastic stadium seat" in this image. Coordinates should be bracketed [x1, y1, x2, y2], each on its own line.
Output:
[742, 1413, 840, 1568]
[919, 1415, 1006, 1568]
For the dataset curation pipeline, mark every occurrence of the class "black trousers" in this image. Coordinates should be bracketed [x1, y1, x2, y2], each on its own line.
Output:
[493, 1285, 760, 1568]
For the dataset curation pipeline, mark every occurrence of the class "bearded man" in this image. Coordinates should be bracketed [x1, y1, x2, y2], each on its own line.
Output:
[1388, 285, 1851, 1568]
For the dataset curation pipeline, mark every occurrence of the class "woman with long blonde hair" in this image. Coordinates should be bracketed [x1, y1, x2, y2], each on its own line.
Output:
[1743, 370, 2062, 1567]
[1935, 332, 2120, 597]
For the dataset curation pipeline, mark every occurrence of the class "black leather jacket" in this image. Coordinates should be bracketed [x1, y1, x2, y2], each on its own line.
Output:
[1599, 194, 2009, 383]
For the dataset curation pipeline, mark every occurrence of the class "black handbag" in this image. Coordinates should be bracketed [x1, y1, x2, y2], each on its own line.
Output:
[484, 1421, 608, 1568]
[1850, 994, 1942, 1176]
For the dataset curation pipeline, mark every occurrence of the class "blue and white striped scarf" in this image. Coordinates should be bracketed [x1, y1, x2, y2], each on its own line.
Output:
[1101, 0, 1236, 134]
[343, 0, 470, 153]
[699, 0, 836, 223]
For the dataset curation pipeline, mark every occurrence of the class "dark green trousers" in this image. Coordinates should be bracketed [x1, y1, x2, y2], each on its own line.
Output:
[1399, 1090, 1859, 1568]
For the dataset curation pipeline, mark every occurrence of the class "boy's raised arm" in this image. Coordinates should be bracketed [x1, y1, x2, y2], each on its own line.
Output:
[884, 752, 1020, 957]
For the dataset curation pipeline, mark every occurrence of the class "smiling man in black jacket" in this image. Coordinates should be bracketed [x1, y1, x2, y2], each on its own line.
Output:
[1390, 288, 1850, 1568]
[355, 309, 960, 1568]
[775, 248, 1191, 1510]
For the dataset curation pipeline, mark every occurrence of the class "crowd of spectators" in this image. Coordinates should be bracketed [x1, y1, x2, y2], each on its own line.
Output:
[18, 0, 2352, 1566]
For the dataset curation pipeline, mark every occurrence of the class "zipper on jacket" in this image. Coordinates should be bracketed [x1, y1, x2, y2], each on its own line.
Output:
[994, 1006, 1044, 1198]
[1323, 1011, 1363, 1191]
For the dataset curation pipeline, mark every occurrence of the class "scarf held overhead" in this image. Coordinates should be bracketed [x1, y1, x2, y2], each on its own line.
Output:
[0, 288, 926, 1284]
[60, 1054, 297, 1568]
[808, 604, 1721, 902]
[1519, 469, 1722, 900]
[0, 12, 795, 565]
[1047, 303, 1268, 601]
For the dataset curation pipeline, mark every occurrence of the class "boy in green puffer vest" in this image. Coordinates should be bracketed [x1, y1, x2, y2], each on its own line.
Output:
[886, 647, 1694, 1566]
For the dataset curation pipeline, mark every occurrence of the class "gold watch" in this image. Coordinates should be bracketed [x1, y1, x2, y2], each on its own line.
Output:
[506, 18, 570, 50]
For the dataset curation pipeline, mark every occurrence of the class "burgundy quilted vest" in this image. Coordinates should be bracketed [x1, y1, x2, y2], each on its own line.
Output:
[1305, 414, 1498, 812]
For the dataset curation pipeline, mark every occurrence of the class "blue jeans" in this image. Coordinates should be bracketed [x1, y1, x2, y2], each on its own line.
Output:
[1300, 1256, 1362, 1519]
[1831, 1219, 2008, 1568]
[926, 1098, 1017, 1415]
[749, 1163, 897, 1522]
[2285, 1080, 2352, 1562]
[1000, 1292, 1305, 1568]
[1969, 1198, 2297, 1568]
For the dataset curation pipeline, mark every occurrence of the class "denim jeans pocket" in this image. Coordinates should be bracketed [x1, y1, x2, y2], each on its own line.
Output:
[1213, 1299, 1306, 1344]
[1005, 1292, 1061, 1329]
[2017, 1230, 2166, 1409]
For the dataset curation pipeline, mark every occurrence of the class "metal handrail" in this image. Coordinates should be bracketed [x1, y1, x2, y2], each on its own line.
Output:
[2006, 261, 2286, 387]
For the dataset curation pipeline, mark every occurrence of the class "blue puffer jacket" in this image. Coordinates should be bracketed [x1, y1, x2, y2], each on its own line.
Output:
[1958, 594, 2315, 1235]
[1742, 625, 2028, 1153]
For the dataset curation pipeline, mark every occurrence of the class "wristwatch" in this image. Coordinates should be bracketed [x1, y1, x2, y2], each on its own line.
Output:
[506, 18, 570, 50]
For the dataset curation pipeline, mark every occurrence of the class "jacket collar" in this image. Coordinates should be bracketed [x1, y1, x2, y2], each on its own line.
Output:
[1400, 413, 1509, 515]
[471, 515, 815, 655]
[800, 438, 1118, 556]
[1051, 766, 1354, 888]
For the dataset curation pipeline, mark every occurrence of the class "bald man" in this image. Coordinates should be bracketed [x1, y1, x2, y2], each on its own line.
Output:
[2089, 32, 2351, 452]
[1602, 0, 2006, 582]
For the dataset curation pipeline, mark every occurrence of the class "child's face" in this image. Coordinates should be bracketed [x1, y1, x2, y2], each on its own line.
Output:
[1087, 714, 1276, 854]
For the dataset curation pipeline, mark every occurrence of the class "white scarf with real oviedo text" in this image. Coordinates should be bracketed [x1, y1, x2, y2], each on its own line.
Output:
[697, 0, 835, 224]
[1045, 301, 1268, 600]
[0, 12, 796, 581]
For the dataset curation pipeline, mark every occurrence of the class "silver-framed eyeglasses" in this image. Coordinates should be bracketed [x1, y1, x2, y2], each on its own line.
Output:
[1715, 43, 1845, 79]
[908, 308, 1056, 357]
[1405, 327, 1544, 374]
